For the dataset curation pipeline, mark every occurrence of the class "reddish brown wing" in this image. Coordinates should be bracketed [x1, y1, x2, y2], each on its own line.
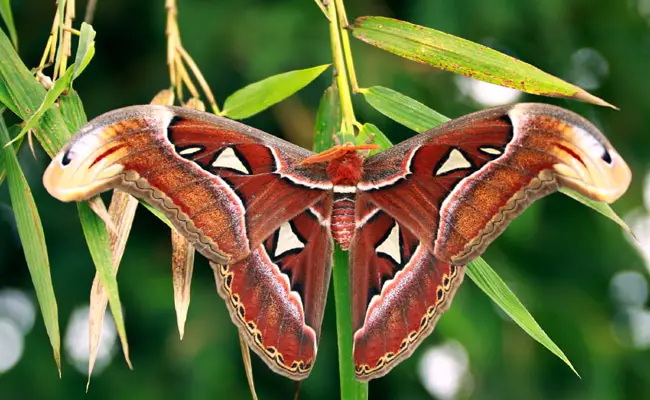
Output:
[359, 103, 629, 265]
[352, 103, 630, 379]
[44, 105, 333, 264]
[349, 209, 464, 381]
[42, 105, 336, 380]
[212, 197, 333, 380]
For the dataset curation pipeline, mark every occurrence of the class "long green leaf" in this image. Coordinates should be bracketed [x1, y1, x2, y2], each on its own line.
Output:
[73, 23, 96, 79]
[466, 257, 578, 375]
[0, 122, 21, 185]
[77, 202, 131, 368]
[222, 64, 330, 119]
[0, 28, 70, 156]
[313, 83, 341, 152]
[360, 86, 449, 132]
[0, 115, 60, 373]
[559, 188, 634, 236]
[0, 0, 17, 49]
[351, 17, 614, 108]
[11, 65, 75, 145]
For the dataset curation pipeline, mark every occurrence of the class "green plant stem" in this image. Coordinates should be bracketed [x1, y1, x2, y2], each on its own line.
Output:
[334, 0, 360, 93]
[327, 2, 368, 398]
[327, 0, 356, 142]
[332, 246, 368, 400]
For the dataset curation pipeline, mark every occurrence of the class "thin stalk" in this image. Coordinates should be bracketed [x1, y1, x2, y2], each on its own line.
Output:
[334, 0, 360, 92]
[332, 247, 368, 400]
[327, 1, 356, 142]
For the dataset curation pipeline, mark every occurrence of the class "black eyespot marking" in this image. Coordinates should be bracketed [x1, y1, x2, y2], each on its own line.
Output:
[61, 149, 72, 166]
[602, 149, 612, 164]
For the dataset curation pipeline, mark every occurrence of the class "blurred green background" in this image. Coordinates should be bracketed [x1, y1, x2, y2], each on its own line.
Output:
[1, 0, 650, 399]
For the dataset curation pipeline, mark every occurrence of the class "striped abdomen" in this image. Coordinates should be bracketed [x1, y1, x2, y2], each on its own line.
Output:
[332, 193, 356, 250]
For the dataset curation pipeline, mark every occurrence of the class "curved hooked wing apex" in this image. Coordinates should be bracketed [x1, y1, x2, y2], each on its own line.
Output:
[359, 103, 631, 265]
[43, 105, 332, 264]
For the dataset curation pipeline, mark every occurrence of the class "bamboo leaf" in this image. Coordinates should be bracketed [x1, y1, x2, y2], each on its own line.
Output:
[0, 27, 72, 156]
[0, 115, 60, 373]
[171, 230, 194, 340]
[77, 201, 132, 369]
[360, 86, 449, 132]
[313, 83, 341, 152]
[559, 188, 634, 236]
[0, 123, 21, 185]
[11, 65, 75, 146]
[222, 64, 331, 119]
[351, 17, 614, 108]
[0, 0, 17, 49]
[58, 89, 88, 133]
[73, 23, 96, 79]
[466, 257, 579, 376]
[356, 123, 390, 155]
[87, 190, 138, 389]
[239, 335, 259, 400]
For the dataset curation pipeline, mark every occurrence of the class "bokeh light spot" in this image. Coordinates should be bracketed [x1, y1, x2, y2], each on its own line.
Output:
[418, 340, 472, 400]
[0, 289, 36, 334]
[64, 306, 117, 375]
[0, 319, 24, 373]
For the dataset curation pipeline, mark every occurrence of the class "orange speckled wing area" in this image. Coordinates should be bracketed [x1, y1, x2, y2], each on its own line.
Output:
[43, 105, 331, 264]
[349, 210, 464, 380]
[360, 103, 631, 265]
[212, 198, 332, 380]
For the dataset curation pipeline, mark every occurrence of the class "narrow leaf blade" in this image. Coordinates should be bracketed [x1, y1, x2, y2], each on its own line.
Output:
[77, 201, 131, 369]
[0, 116, 60, 372]
[222, 64, 331, 119]
[313, 83, 341, 152]
[560, 188, 634, 236]
[171, 230, 194, 340]
[0, 0, 17, 48]
[356, 123, 391, 155]
[0, 28, 72, 156]
[467, 257, 579, 376]
[360, 86, 449, 132]
[87, 190, 138, 388]
[73, 23, 96, 79]
[351, 17, 614, 108]
[13, 65, 75, 145]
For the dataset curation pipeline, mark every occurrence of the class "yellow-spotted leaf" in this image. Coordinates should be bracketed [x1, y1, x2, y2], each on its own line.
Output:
[222, 64, 330, 119]
[351, 17, 614, 108]
[0, 115, 60, 373]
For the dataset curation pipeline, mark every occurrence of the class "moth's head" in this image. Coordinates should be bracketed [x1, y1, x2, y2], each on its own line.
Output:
[43, 105, 172, 202]
[509, 103, 631, 203]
